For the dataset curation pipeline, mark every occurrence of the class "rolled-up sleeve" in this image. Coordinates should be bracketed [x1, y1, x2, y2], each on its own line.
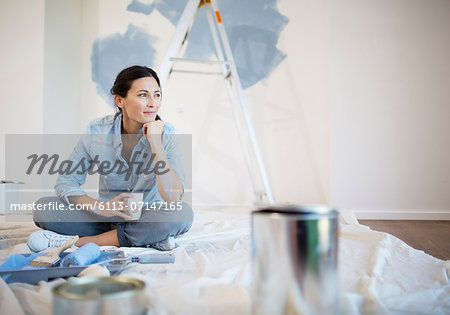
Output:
[162, 126, 186, 197]
[54, 133, 93, 204]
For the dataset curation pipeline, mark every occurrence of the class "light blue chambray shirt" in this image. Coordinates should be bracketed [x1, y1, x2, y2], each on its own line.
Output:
[54, 113, 185, 204]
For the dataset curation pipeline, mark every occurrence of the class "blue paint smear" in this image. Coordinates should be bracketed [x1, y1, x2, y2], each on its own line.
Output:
[127, 0, 155, 15]
[128, 0, 184, 25]
[92, 0, 288, 103]
[91, 24, 158, 102]
[128, 0, 289, 89]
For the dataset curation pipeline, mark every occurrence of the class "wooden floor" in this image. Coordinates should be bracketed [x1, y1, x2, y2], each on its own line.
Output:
[358, 220, 450, 261]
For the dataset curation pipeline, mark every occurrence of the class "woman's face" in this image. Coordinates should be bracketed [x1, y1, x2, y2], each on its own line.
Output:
[116, 76, 161, 124]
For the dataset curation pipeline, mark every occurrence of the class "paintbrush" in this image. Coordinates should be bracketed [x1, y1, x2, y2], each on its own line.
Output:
[28, 235, 79, 267]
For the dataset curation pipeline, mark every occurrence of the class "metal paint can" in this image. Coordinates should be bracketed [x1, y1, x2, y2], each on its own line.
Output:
[52, 276, 146, 315]
[251, 205, 339, 315]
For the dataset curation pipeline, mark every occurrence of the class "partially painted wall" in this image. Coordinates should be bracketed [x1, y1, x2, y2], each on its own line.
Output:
[85, 0, 328, 207]
[92, 0, 289, 103]
[2, 0, 449, 217]
[22, 0, 330, 207]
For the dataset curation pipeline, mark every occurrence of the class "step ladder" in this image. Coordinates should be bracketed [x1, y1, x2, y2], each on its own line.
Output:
[158, 0, 274, 204]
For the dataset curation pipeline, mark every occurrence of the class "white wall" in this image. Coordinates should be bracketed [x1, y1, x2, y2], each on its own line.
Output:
[275, 0, 330, 205]
[0, 0, 45, 180]
[1, 0, 449, 218]
[43, 0, 82, 133]
[43, 0, 102, 133]
[329, 0, 450, 219]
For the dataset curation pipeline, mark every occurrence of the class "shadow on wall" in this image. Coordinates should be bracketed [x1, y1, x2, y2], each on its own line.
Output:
[91, 0, 289, 104]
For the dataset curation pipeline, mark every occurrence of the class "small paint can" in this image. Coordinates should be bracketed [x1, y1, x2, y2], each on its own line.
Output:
[52, 276, 146, 315]
[127, 192, 144, 220]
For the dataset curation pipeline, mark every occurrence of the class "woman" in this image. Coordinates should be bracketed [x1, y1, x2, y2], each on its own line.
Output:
[28, 66, 193, 251]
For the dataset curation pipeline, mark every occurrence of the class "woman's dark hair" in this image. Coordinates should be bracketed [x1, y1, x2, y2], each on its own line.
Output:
[110, 65, 161, 117]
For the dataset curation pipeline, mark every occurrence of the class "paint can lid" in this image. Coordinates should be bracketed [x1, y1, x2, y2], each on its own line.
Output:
[52, 276, 145, 300]
[252, 204, 338, 218]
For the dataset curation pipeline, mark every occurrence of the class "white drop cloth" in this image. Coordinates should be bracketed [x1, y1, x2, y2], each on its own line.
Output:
[0, 209, 448, 315]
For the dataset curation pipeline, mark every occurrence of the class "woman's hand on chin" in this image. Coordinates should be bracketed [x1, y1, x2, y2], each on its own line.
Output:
[143, 120, 164, 146]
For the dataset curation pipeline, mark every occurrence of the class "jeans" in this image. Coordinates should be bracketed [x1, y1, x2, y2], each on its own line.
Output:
[32, 196, 194, 247]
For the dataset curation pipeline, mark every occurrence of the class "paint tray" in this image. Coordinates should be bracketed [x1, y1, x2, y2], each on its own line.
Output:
[0, 250, 127, 284]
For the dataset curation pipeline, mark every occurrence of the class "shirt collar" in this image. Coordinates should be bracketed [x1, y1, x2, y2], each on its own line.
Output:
[112, 113, 149, 148]
[112, 113, 123, 148]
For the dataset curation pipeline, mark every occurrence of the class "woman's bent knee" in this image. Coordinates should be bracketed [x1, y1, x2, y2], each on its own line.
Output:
[180, 201, 194, 225]
[33, 196, 67, 223]
[122, 202, 194, 247]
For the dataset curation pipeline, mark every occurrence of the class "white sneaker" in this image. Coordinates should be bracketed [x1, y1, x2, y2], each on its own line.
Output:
[28, 230, 76, 252]
[152, 236, 176, 251]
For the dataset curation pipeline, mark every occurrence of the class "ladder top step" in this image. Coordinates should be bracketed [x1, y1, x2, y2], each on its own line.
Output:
[170, 57, 232, 65]
[171, 69, 224, 75]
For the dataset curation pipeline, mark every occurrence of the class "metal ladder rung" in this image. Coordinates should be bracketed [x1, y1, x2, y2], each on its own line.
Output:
[170, 57, 232, 65]
[171, 69, 224, 75]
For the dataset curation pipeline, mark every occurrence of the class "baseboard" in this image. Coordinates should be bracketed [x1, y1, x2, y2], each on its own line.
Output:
[353, 210, 450, 220]
[194, 206, 450, 220]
